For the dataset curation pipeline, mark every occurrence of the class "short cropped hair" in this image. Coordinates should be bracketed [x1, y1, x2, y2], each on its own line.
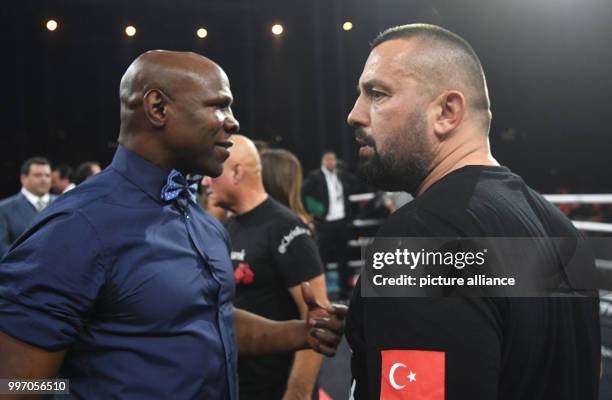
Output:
[74, 162, 101, 185]
[372, 24, 491, 130]
[21, 157, 51, 176]
[53, 164, 74, 181]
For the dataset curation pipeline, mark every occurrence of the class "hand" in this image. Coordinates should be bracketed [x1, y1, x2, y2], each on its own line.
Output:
[301, 282, 348, 356]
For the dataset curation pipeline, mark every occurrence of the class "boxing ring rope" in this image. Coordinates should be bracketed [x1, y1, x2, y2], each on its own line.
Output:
[543, 194, 612, 204]
[347, 192, 612, 272]
[349, 193, 612, 204]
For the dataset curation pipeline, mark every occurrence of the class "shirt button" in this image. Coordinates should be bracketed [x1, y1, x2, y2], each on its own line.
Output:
[186, 215, 190, 219]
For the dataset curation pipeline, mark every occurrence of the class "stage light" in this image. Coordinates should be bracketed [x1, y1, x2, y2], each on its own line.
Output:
[342, 21, 353, 31]
[271, 24, 284, 36]
[196, 28, 208, 38]
[46, 19, 58, 32]
[125, 25, 136, 37]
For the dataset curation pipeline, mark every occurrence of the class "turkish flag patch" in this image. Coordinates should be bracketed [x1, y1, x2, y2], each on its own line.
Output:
[380, 349, 445, 400]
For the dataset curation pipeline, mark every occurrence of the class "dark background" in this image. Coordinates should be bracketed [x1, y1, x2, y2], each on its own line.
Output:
[2, 0, 611, 198]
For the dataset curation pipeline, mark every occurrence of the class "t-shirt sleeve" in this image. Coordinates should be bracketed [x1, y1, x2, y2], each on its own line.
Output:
[0, 210, 107, 350]
[356, 208, 502, 399]
[359, 297, 502, 399]
[271, 217, 324, 288]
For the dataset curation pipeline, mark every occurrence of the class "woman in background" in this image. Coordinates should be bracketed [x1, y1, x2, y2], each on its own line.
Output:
[260, 149, 313, 229]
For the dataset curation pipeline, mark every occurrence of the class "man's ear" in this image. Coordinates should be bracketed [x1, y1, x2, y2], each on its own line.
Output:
[232, 164, 242, 185]
[432, 90, 465, 139]
[143, 89, 168, 128]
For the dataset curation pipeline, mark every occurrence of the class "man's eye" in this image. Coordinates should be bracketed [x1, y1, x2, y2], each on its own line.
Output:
[371, 91, 386, 100]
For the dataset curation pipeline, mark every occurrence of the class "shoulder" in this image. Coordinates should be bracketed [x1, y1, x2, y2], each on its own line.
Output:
[378, 199, 459, 237]
[38, 168, 136, 230]
[305, 169, 323, 180]
[266, 198, 305, 225]
[0, 193, 26, 208]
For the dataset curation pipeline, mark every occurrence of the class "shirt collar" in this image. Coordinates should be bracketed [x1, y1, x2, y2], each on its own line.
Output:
[110, 144, 170, 204]
[63, 183, 76, 193]
[21, 187, 50, 207]
[321, 166, 337, 177]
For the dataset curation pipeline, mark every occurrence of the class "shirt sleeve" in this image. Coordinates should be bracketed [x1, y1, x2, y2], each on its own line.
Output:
[271, 217, 324, 288]
[359, 296, 503, 399]
[0, 210, 107, 350]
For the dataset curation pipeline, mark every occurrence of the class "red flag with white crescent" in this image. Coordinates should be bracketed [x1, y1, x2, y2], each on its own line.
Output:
[380, 349, 445, 399]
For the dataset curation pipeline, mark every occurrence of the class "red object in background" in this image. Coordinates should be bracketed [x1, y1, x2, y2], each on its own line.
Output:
[318, 388, 333, 400]
[380, 349, 445, 400]
[234, 263, 255, 285]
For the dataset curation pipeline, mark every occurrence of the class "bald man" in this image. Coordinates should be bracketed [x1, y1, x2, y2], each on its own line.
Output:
[0, 51, 345, 400]
[203, 135, 327, 400]
[345, 24, 600, 399]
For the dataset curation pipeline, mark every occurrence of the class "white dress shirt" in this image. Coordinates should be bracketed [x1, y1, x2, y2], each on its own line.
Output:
[21, 187, 50, 212]
[63, 183, 76, 193]
[321, 166, 345, 221]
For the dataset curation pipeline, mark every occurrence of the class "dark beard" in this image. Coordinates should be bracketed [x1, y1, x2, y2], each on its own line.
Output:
[357, 147, 429, 195]
[355, 111, 432, 195]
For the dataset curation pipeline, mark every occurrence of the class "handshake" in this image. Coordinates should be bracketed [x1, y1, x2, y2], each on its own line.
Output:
[234, 282, 349, 357]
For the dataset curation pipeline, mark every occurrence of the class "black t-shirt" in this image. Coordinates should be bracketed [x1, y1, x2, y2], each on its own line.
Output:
[346, 166, 601, 400]
[225, 197, 324, 396]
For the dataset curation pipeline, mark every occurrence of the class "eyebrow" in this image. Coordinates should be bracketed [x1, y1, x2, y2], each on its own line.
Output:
[357, 79, 391, 94]
[206, 94, 233, 106]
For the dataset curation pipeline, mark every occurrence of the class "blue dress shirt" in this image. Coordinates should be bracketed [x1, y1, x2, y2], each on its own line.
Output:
[0, 145, 237, 399]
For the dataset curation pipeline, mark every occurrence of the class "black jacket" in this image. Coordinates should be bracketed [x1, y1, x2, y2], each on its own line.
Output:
[301, 168, 358, 221]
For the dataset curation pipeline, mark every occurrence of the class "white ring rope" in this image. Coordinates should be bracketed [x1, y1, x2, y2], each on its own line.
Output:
[543, 194, 612, 204]
[349, 193, 612, 204]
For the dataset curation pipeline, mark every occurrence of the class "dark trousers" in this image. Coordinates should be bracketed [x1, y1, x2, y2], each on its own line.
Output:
[316, 218, 350, 297]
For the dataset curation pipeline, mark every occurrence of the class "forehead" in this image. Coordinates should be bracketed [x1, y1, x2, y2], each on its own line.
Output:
[359, 39, 422, 87]
[28, 164, 50, 174]
[188, 65, 232, 99]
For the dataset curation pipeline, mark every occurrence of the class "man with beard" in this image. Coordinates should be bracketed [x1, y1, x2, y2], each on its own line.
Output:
[345, 24, 600, 399]
[0, 50, 345, 399]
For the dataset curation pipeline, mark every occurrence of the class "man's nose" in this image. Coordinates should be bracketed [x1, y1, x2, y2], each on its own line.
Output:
[347, 96, 368, 128]
[224, 115, 240, 135]
[201, 176, 212, 187]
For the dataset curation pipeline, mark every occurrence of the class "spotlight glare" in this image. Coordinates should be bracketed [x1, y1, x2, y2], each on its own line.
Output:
[271, 24, 284, 36]
[342, 21, 353, 31]
[46, 19, 58, 32]
[125, 25, 136, 37]
[196, 28, 208, 38]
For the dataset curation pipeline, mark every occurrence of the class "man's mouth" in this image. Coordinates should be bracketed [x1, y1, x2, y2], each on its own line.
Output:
[215, 140, 233, 149]
[355, 135, 375, 158]
[215, 140, 233, 159]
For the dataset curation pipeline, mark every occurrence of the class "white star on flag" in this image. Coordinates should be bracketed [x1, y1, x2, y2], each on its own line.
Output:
[408, 371, 416, 382]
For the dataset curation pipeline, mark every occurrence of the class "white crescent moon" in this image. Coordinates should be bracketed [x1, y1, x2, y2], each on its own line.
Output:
[389, 362, 406, 390]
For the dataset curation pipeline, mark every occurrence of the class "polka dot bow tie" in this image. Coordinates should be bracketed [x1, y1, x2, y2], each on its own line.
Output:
[160, 169, 201, 211]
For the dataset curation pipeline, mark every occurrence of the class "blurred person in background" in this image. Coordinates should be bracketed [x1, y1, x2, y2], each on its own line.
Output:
[51, 164, 75, 195]
[302, 151, 356, 299]
[73, 161, 102, 185]
[0, 157, 54, 256]
[261, 148, 313, 229]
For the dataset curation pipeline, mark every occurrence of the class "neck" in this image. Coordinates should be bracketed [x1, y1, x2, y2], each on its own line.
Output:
[416, 135, 498, 196]
[232, 187, 269, 215]
[119, 133, 174, 172]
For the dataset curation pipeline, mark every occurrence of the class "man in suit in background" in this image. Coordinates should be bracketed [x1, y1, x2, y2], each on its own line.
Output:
[302, 151, 356, 299]
[51, 164, 75, 195]
[0, 157, 53, 256]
